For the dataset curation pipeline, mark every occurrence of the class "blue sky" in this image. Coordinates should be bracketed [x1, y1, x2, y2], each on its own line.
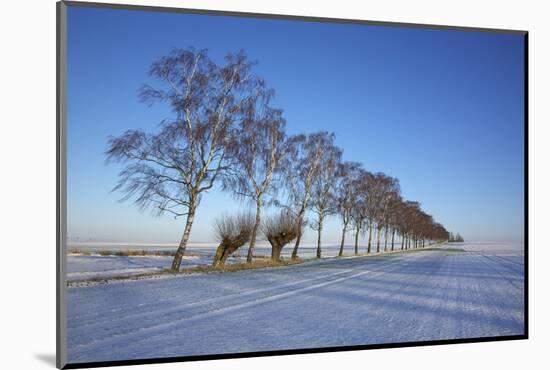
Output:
[66, 6, 525, 244]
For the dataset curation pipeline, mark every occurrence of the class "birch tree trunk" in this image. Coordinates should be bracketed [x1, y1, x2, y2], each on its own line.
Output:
[316, 215, 324, 259]
[171, 202, 197, 271]
[376, 225, 381, 253]
[291, 224, 302, 259]
[384, 227, 388, 252]
[354, 226, 360, 255]
[338, 221, 348, 257]
[291, 172, 314, 260]
[291, 208, 305, 260]
[247, 198, 262, 263]
[367, 221, 372, 254]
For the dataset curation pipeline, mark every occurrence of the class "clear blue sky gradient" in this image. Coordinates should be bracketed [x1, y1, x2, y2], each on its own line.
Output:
[66, 6, 525, 244]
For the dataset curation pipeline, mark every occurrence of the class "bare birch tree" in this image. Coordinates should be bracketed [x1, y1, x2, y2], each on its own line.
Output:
[310, 141, 342, 258]
[350, 169, 372, 255]
[223, 88, 286, 262]
[401, 201, 420, 249]
[365, 172, 380, 254]
[106, 48, 260, 271]
[279, 132, 335, 259]
[336, 162, 362, 257]
[386, 195, 403, 251]
[372, 174, 400, 253]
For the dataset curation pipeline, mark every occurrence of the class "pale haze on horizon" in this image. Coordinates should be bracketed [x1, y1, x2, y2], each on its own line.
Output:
[66, 7, 525, 245]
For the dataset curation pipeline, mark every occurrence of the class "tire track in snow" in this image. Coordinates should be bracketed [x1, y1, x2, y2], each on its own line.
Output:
[70, 268, 355, 330]
[461, 253, 524, 334]
[69, 252, 428, 356]
[70, 252, 417, 324]
[482, 254, 524, 273]
[471, 253, 524, 290]
[479, 253, 523, 273]
[70, 270, 372, 353]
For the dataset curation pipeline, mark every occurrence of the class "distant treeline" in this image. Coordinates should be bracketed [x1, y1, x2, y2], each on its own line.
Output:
[106, 48, 451, 271]
[448, 233, 465, 243]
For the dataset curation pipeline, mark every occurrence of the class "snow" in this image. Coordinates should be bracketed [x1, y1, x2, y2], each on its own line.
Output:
[66, 242, 525, 364]
[66, 242, 251, 281]
[67, 255, 221, 281]
[66, 242, 360, 281]
[68, 241, 354, 259]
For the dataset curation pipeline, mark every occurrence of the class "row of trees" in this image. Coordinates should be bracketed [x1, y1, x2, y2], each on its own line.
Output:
[106, 48, 451, 271]
[448, 232, 465, 243]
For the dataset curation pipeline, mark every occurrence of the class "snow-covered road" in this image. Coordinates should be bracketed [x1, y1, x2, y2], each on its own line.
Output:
[66, 242, 525, 364]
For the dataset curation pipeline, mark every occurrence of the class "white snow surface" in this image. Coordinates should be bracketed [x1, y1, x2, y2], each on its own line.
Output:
[67, 255, 240, 281]
[66, 242, 525, 364]
[66, 243, 361, 281]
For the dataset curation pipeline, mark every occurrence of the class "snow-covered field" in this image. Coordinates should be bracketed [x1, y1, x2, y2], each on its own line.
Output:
[67, 242, 357, 281]
[67, 255, 206, 281]
[66, 242, 525, 364]
[68, 241, 348, 259]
